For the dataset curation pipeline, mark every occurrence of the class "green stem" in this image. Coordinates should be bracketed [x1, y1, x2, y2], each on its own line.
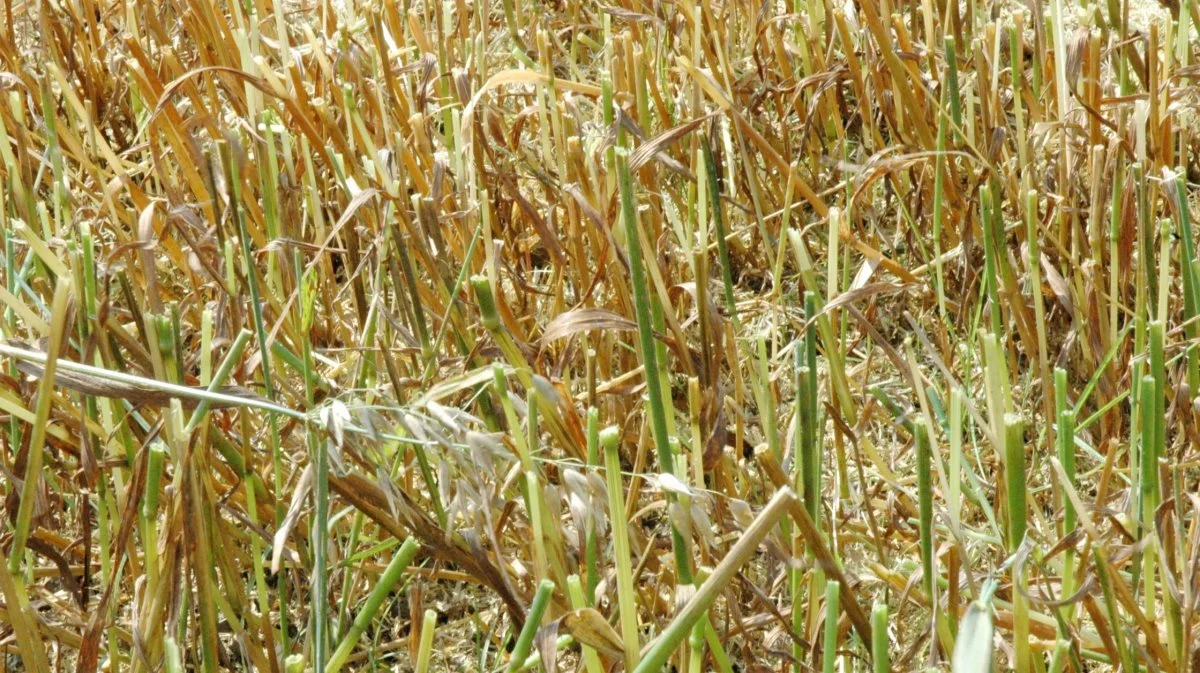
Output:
[506, 579, 555, 673]
[326, 538, 421, 673]
[614, 146, 692, 583]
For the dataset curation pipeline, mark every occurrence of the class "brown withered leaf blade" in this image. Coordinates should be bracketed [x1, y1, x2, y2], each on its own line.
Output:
[803, 282, 918, 333]
[10, 359, 266, 409]
[628, 114, 714, 175]
[1040, 253, 1074, 315]
[272, 465, 314, 574]
[534, 620, 560, 673]
[560, 607, 627, 659]
[540, 307, 637, 348]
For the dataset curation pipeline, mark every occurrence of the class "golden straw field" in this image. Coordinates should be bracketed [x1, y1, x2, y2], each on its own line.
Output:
[0, 0, 1197, 671]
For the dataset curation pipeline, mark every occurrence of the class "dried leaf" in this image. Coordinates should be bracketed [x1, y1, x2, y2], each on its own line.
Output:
[654, 472, 693, 497]
[628, 114, 714, 174]
[535, 620, 561, 673]
[321, 399, 350, 448]
[541, 308, 637, 347]
[803, 282, 917, 333]
[416, 364, 515, 406]
[8, 355, 266, 409]
[560, 607, 626, 658]
[272, 465, 314, 574]
[1040, 253, 1074, 315]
